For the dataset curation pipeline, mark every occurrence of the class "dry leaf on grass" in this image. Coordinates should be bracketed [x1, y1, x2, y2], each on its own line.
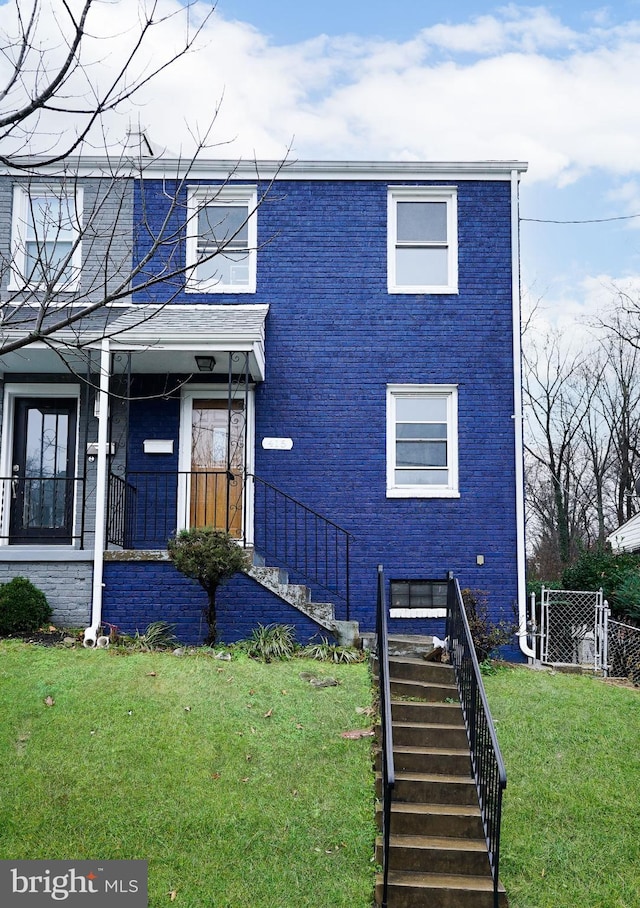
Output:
[44, 696, 55, 707]
[341, 729, 374, 739]
[263, 708, 273, 718]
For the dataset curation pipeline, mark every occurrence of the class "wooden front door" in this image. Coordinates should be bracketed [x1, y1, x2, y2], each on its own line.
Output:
[190, 399, 244, 537]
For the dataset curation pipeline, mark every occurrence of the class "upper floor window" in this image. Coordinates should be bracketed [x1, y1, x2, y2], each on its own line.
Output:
[186, 186, 257, 293]
[387, 188, 458, 294]
[10, 185, 82, 292]
[386, 384, 459, 498]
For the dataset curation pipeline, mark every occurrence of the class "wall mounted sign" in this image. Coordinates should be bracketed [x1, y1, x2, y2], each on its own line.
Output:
[261, 437, 293, 450]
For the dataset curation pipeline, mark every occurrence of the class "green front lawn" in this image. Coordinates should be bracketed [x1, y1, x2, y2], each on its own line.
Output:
[485, 666, 640, 908]
[0, 642, 375, 907]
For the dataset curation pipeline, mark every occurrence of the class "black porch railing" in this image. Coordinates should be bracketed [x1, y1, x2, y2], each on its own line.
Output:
[446, 575, 507, 908]
[106, 470, 353, 621]
[0, 475, 86, 546]
[376, 564, 395, 908]
[106, 470, 243, 550]
[249, 474, 353, 621]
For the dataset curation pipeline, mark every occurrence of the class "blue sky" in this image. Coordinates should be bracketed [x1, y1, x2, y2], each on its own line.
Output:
[6, 0, 637, 327]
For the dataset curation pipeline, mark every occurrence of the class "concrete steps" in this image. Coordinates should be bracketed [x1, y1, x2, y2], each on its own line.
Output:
[374, 643, 508, 907]
[244, 556, 359, 644]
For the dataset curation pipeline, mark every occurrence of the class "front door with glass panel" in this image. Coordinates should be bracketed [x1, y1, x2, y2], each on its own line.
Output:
[10, 398, 77, 544]
[190, 399, 244, 537]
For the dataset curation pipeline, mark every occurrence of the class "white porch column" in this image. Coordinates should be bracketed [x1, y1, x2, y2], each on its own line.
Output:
[84, 338, 111, 646]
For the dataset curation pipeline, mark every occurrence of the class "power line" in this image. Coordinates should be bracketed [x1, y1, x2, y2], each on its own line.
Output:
[521, 212, 640, 224]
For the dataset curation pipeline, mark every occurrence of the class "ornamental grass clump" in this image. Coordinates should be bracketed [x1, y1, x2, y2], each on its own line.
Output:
[168, 527, 247, 644]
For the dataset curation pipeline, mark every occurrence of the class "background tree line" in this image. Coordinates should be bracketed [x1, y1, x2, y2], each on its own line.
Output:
[524, 299, 640, 581]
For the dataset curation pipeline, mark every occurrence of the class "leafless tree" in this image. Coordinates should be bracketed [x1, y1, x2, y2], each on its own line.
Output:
[523, 328, 600, 573]
[0, 0, 284, 368]
[0, 0, 211, 168]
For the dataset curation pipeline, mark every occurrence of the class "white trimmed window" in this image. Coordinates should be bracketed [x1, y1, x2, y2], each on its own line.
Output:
[386, 384, 459, 498]
[186, 186, 257, 293]
[387, 187, 458, 293]
[10, 185, 82, 291]
[389, 579, 448, 618]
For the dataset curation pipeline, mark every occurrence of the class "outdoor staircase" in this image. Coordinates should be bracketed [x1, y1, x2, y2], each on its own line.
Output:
[245, 553, 359, 645]
[374, 646, 508, 908]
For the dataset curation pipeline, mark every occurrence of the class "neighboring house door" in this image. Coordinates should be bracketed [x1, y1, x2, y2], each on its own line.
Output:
[9, 398, 77, 544]
[189, 399, 245, 537]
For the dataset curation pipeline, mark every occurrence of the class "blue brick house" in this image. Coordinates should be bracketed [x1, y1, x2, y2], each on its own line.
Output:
[0, 158, 529, 655]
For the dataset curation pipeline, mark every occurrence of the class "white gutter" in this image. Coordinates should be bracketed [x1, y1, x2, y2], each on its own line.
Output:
[84, 338, 110, 647]
[511, 170, 535, 659]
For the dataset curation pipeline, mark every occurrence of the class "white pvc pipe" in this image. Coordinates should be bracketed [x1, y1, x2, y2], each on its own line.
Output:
[511, 169, 535, 659]
[84, 339, 110, 648]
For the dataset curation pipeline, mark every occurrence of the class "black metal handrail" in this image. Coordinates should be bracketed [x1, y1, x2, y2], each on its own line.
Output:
[0, 475, 86, 546]
[106, 470, 243, 549]
[249, 474, 353, 621]
[446, 575, 507, 908]
[376, 564, 395, 908]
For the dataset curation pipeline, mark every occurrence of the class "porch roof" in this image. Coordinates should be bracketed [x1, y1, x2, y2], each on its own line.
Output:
[0, 304, 269, 381]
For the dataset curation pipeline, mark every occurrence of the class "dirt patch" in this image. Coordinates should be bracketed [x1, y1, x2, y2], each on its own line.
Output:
[0, 626, 79, 647]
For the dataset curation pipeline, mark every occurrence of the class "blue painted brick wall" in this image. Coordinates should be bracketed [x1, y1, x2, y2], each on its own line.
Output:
[122, 175, 520, 649]
[103, 561, 329, 645]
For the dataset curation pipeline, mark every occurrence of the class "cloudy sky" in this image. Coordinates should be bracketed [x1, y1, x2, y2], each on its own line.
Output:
[4, 0, 640, 326]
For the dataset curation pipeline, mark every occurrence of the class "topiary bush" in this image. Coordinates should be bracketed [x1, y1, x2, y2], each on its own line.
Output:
[0, 576, 52, 634]
[168, 527, 248, 644]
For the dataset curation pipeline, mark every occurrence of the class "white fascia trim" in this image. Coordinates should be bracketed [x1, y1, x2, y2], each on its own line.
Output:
[511, 169, 533, 659]
[0, 158, 529, 181]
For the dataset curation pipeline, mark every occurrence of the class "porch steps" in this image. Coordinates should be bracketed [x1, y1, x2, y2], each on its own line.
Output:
[374, 650, 508, 908]
[244, 557, 359, 644]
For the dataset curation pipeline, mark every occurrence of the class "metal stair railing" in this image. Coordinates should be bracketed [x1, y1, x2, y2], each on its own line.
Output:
[446, 575, 507, 908]
[248, 474, 353, 622]
[376, 564, 395, 908]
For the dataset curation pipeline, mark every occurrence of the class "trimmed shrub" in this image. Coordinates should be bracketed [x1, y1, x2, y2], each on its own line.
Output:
[610, 571, 640, 621]
[168, 527, 247, 644]
[0, 576, 52, 634]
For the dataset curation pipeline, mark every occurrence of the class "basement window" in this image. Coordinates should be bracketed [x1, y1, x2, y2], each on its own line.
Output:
[389, 579, 448, 618]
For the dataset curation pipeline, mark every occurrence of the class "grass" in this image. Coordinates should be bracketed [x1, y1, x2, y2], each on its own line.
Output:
[0, 641, 375, 907]
[484, 665, 640, 908]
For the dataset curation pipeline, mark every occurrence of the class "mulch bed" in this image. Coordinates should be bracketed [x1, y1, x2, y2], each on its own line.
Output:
[0, 627, 79, 646]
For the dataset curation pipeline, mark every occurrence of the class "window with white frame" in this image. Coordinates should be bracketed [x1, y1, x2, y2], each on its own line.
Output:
[387, 188, 458, 293]
[389, 579, 448, 618]
[186, 186, 257, 292]
[10, 185, 82, 291]
[386, 384, 459, 497]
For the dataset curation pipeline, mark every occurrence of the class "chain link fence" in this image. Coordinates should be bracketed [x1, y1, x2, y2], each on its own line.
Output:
[540, 588, 605, 669]
[606, 619, 640, 684]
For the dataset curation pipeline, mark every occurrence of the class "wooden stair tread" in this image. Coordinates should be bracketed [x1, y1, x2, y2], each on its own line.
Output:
[391, 721, 465, 731]
[380, 834, 487, 852]
[379, 770, 473, 783]
[382, 870, 506, 892]
[386, 802, 481, 818]
[393, 744, 469, 757]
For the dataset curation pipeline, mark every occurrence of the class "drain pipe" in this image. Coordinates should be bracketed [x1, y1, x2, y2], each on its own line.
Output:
[84, 338, 110, 648]
[511, 168, 535, 660]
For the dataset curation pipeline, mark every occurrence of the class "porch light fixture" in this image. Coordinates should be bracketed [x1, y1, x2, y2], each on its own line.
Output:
[195, 355, 216, 372]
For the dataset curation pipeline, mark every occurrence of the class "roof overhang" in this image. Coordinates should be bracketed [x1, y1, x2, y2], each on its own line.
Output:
[0, 304, 269, 381]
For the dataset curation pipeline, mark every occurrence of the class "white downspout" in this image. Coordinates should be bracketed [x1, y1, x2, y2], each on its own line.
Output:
[511, 169, 535, 659]
[84, 338, 110, 647]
